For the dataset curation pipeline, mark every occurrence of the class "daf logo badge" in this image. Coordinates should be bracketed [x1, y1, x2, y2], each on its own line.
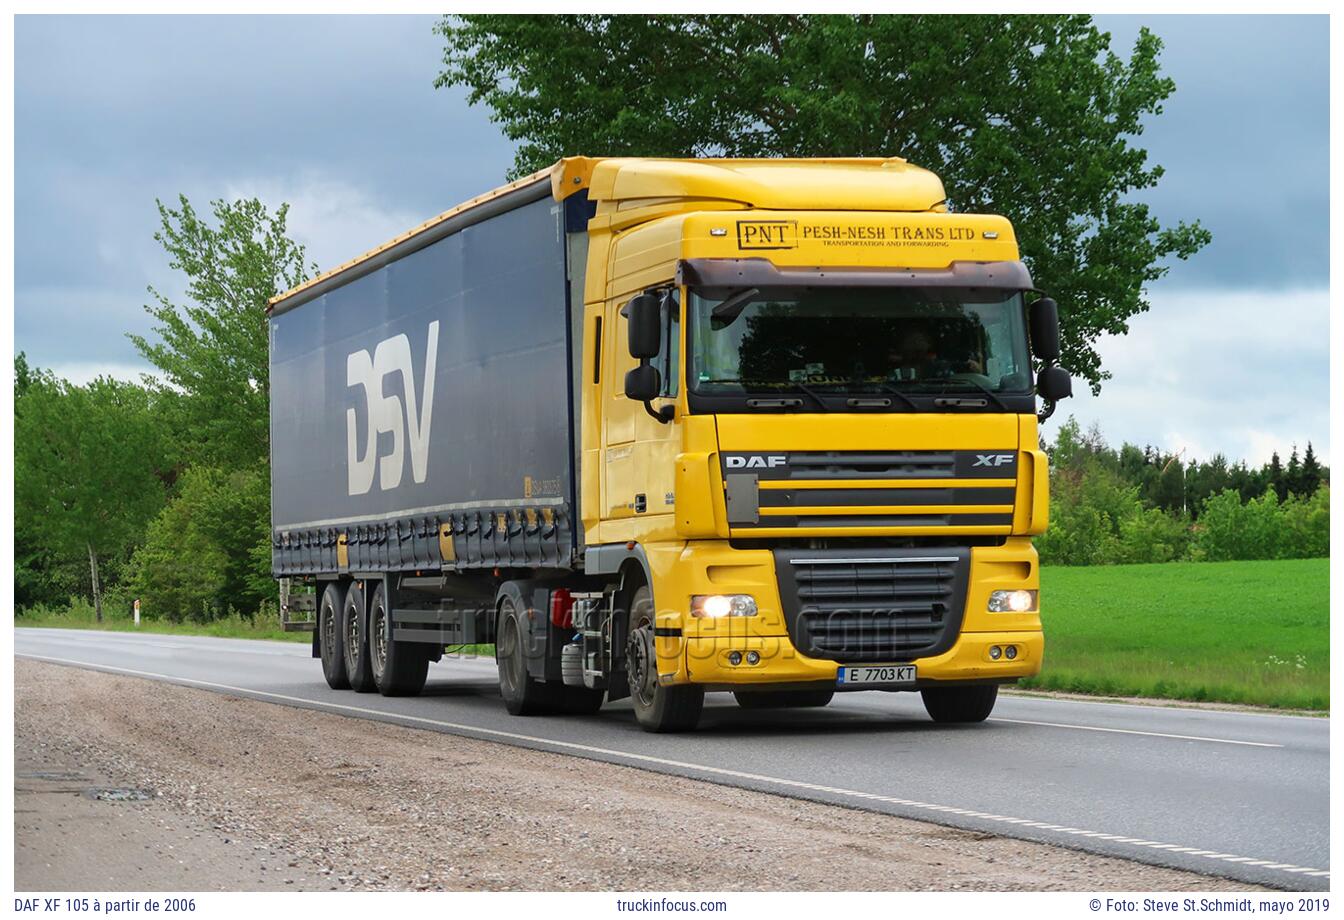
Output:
[973, 454, 1015, 467]
[725, 455, 787, 469]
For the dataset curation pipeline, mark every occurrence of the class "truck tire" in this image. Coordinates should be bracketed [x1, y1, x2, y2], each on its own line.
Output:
[734, 689, 834, 709]
[318, 581, 350, 690]
[626, 584, 703, 732]
[341, 580, 377, 693]
[921, 684, 998, 723]
[559, 685, 605, 715]
[495, 595, 562, 715]
[369, 582, 429, 697]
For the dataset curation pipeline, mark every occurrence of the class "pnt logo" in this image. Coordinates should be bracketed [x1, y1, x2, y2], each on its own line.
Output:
[725, 455, 788, 469]
[736, 220, 797, 250]
[973, 453, 1015, 467]
[346, 321, 439, 496]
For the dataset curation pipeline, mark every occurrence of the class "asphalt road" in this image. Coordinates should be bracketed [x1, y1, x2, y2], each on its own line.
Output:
[15, 627, 1329, 890]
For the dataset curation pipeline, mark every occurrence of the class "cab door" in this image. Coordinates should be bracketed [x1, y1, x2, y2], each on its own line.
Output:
[602, 289, 681, 536]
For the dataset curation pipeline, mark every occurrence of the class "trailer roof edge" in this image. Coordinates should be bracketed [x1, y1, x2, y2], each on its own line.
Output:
[267, 165, 558, 314]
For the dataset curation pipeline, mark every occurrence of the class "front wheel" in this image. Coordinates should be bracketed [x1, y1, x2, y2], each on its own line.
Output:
[626, 585, 703, 732]
[921, 684, 998, 723]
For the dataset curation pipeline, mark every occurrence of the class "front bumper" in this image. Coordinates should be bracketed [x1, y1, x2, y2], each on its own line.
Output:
[646, 537, 1043, 690]
[672, 629, 1043, 690]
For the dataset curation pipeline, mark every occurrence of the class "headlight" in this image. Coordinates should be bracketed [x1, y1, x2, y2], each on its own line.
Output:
[988, 589, 1037, 613]
[691, 594, 758, 618]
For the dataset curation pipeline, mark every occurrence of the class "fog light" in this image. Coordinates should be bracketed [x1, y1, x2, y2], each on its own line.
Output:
[746, 650, 760, 665]
[989, 589, 1038, 613]
[989, 645, 1002, 660]
[1005, 645, 1018, 660]
[692, 594, 759, 618]
[728, 651, 743, 666]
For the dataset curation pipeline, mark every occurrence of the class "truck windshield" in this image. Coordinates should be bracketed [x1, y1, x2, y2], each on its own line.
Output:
[688, 286, 1032, 401]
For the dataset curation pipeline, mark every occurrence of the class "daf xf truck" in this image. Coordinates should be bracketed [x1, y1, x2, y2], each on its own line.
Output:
[267, 156, 1072, 732]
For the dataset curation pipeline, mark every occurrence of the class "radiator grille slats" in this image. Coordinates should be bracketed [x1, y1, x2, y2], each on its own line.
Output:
[724, 450, 1018, 533]
[774, 551, 970, 662]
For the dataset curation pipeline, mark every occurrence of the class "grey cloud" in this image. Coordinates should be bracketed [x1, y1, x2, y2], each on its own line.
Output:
[1097, 15, 1329, 288]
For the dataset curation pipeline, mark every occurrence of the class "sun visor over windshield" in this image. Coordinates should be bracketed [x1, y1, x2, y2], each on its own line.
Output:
[677, 258, 1034, 297]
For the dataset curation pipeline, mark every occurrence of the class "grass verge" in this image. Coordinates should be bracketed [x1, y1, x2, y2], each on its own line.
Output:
[15, 599, 498, 659]
[16, 600, 310, 642]
[1024, 557, 1328, 710]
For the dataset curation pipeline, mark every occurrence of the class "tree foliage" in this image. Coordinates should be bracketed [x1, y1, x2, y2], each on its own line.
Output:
[129, 196, 314, 469]
[435, 13, 1211, 392]
[1040, 417, 1329, 566]
[127, 466, 273, 622]
[14, 369, 171, 618]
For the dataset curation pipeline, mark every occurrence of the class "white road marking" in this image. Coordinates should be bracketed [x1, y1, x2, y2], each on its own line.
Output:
[992, 717, 1283, 748]
[17, 652, 1329, 882]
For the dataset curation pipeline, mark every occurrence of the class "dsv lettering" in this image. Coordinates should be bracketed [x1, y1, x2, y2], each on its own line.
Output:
[346, 321, 438, 496]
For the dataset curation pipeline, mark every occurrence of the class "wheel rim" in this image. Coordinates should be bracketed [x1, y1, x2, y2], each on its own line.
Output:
[322, 599, 337, 661]
[626, 599, 657, 709]
[346, 598, 360, 661]
[372, 601, 387, 676]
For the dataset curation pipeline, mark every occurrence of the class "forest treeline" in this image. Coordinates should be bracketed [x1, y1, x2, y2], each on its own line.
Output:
[1038, 418, 1329, 566]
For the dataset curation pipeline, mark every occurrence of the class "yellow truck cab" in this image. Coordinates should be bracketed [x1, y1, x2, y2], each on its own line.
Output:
[268, 156, 1072, 733]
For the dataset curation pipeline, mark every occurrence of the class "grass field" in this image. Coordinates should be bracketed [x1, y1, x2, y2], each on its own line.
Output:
[1024, 558, 1329, 710]
[18, 558, 1327, 709]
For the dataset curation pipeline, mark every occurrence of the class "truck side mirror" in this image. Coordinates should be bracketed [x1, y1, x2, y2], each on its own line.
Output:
[624, 364, 661, 402]
[625, 293, 661, 359]
[1036, 365, 1072, 402]
[1029, 297, 1061, 362]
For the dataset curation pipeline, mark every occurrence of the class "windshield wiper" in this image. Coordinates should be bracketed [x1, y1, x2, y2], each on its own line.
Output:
[790, 380, 833, 412]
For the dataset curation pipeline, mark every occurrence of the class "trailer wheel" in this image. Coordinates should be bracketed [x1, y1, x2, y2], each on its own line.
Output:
[734, 689, 834, 709]
[495, 596, 561, 715]
[318, 582, 350, 690]
[627, 585, 703, 732]
[369, 582, 429, 697]
[341, 580, 377, 693]
[921, 684, 998, 723]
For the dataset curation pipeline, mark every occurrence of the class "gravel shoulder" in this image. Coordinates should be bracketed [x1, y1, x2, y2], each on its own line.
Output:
[14, 658, 1267, 892]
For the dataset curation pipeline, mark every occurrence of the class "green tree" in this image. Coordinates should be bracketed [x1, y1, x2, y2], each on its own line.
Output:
[1267, 451, 1285, 501]
[1300, 442, 1323, 495]
[1285, 445, 1303, 498]
[435, 14, 1210, 391]
[129, 196, 315, 469]
[128, 466, 273, 621]
[14, 374, 170, 620]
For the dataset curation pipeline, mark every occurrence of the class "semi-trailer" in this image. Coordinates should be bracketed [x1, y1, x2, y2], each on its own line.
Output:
[267, 156, 1071, 732]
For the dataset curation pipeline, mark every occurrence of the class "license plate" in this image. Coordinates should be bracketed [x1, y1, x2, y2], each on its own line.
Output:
[837, 664, 917, 687]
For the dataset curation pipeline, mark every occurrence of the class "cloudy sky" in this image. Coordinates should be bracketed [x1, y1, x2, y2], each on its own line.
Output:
[13, 14, 1330, 465]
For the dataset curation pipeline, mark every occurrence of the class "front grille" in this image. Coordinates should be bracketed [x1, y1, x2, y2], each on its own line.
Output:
[782, 451, 956, 480]
[721, 450, 1018, 533]
[774, 549, 969, 662]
